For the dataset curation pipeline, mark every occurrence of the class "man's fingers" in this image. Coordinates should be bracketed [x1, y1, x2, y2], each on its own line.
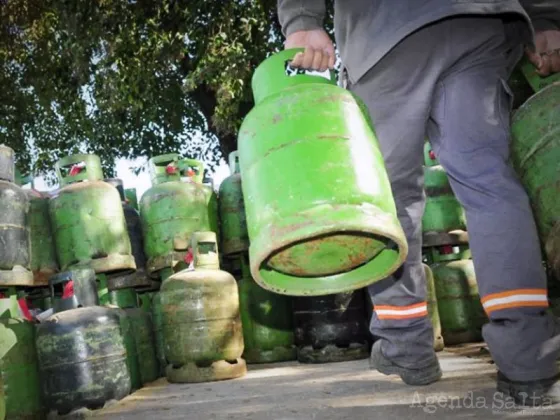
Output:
[319, 52, 330, 72]
[526, 47, 544, 70]
[291, 52, 305, 68]
[312, 49, 324, 71]
[300, 47, 316, 69]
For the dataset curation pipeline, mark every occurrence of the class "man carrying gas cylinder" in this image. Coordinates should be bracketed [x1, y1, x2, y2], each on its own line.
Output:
[277, 0, 560, 406]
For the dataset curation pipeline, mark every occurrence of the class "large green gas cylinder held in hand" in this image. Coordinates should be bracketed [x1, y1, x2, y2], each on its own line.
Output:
[218, 152, 249, 257]
[140, 155, 215, 277]
[238, 49, 407, 296]
[49, 154, 135, 274]
[511, 64, 560, 281]
[238, 255, 296, 363]
[161, 232, 246, 383]
[0, 145, 33, 286]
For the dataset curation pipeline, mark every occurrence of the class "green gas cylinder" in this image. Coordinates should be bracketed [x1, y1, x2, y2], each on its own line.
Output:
[20, 177, 59, 286]
[151, 292, 166, 378]
[0, 318, 43, 419]
[35, 307, 130, 416]
[430, 248, 487, 345]
[0, 145, 33, 287]
[124, 188, 139, 211]
[423, 264, 444, 352]
[423, 141, 439, 167]
[218, 152, 249, 257]
[238, 255, 296, 363]
[111, 290, 158, 388]
[511, 65, 560, 281]
[50, 268, 98, 313]
[161, 232, 246, 383]
[422, 160, 467, 243]
[48, 154, 135, 274]
[140, 155, 216, 277]
[237, 49, 407, 296]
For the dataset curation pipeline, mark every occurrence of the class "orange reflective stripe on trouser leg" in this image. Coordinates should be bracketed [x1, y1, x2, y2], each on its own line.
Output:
[481, 288, 548, 316]
[374, 302, 428, 320]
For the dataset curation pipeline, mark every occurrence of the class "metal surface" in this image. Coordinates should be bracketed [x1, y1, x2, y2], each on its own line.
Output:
[49, 154, 135, 274]
[293, 290, 370, 363]
[423, 244, 472, 265]
[0, 167, 32, 286]
[36, 307, 131, 416]
[25, 188, 58, 286]
[0, 318, 43, 419]
[115, 308, 141, 392]
[140, 155, 215, 277]
[511, 80, 560, 281]
[50, 268, 98, 313]
[109, 288, 138, 309]
[161, 233, 245, 382]
[422, 165, 467, 236]
[151, 292, 166, 377]
[238, 48, 407, 296]
[431, 259, 487, 345]
[423, 264, 444, 352]
[0, 145, 15, 182]
[126, 308, 158, 385]
[96, 273, 110, 306]
[218, 152, 249, 256]
[238, 256, 296, 364]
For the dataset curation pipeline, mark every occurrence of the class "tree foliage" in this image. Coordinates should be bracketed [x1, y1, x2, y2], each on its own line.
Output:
[0, 0, 333, 179]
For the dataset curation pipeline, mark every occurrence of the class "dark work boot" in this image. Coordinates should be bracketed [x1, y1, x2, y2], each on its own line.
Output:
[497, 372, 560, 407]
[369, 339, 442, 385]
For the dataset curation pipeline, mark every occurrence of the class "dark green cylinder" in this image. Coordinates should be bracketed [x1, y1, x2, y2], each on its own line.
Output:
[35, 307, 130, 416]
[293, 290, 370, 363]
[0, 318, 43, 419]
[237, 49, 407, 296]
[0, 145, 32, 287]
[432, 259, 487, 345]
[238, 256, 296, 363]
[49, 154, 135, 274]
[423, 264, 444, 351]
[218, 152, 249, 256]
[26, 188, 58, 286]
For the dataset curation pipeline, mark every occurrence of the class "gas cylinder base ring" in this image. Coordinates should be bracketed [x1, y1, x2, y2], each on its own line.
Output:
[46, 399, 121, 419]
[67, 254, 136, 276]
[434, 336, 445, 352]
[250, 204, 408, 296]
[297, 342, 370, 364]
[0, 266, 34, 286]
[166, 358, 247, 383]
[442, 330, 483, 346]
[244, 346, 297, 364]
[107, 270, 152, 291]
[146, 252, 187, 278]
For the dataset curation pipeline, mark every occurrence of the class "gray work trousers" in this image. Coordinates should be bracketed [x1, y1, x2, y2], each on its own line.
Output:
[350, 16, 560, 381]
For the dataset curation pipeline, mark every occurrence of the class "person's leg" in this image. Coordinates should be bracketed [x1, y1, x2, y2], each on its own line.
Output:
[350, 22, 452, 385]
[426, 18, 560, 406]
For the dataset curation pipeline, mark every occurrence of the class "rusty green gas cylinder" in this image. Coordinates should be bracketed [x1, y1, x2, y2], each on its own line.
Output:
[24, 186, 59, 286]
[126, 308, 158, 385]
[431, 257, 487, 345]
[0, 318, 43, 419]
[218, 152, 249, 256]
[96, 274, 110, 306]
[0, 145, 32, 287]
[115, 308, 141, 391]
[140, 154, 216, 277]
[423, 264, 444, 352]
[293, 290, 370, 363]
[161, 232, 246, 383]
[124, 188, 139, 211]
[422, 164, 467, 240]
[50, 268, 98, 313]
[49, 154, 135, 274]
[105, 178, 152, 290]
[36, 307, 130, 416]
[238, 255, 296, 363]
[237, 49, 407, 296]
[511, 70, 560, 281]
